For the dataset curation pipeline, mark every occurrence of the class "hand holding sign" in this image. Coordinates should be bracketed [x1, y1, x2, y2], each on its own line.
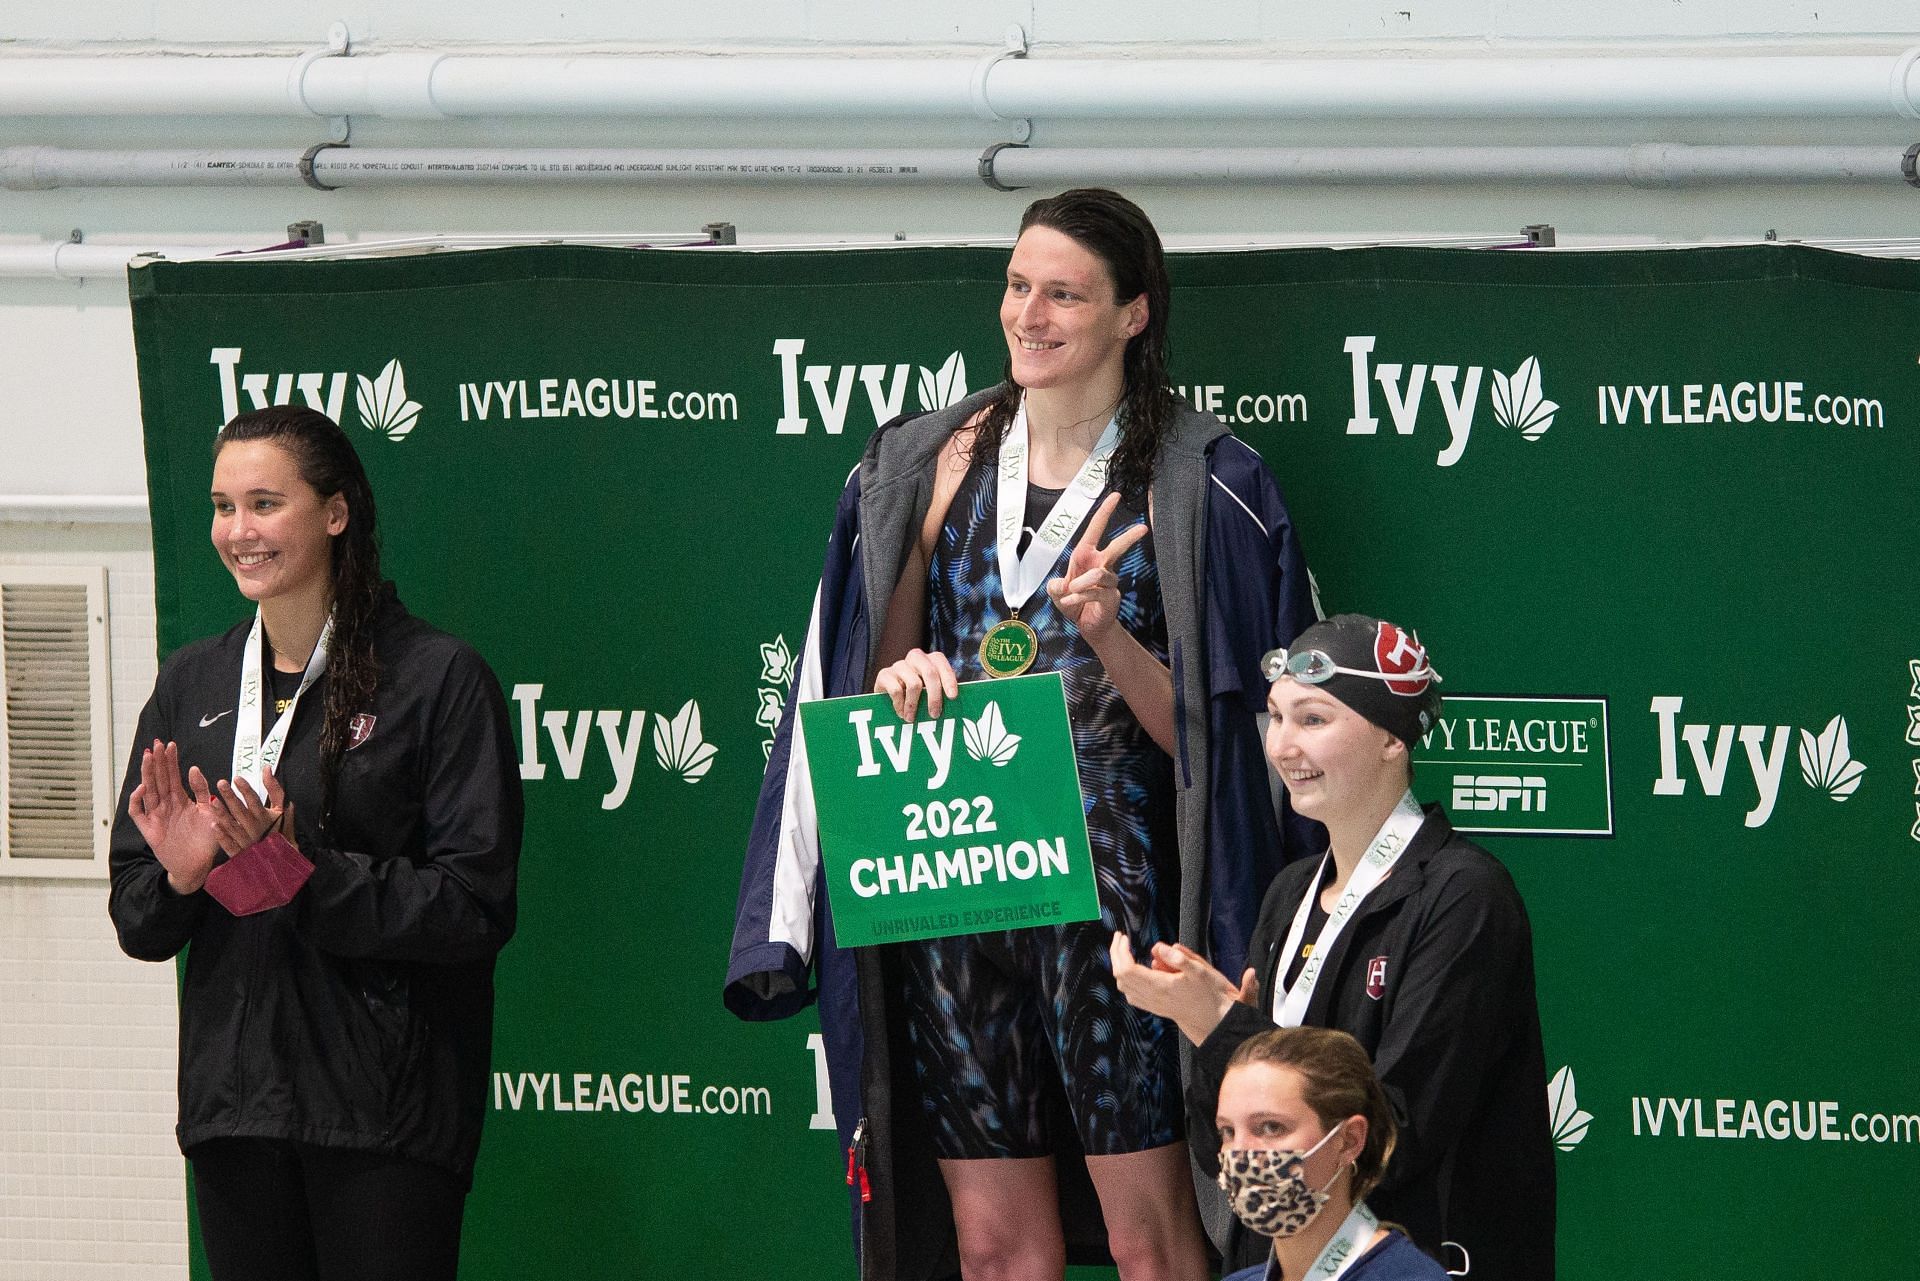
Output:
[1046, 492, 1149, 646]
[875, 647, 960, 722]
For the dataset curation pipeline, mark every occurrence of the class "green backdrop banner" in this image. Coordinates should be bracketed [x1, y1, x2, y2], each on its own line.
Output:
[129, 243, 1920, 1279]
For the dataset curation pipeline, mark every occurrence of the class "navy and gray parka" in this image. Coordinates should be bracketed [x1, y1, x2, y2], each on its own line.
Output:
[725, 387, 1316, 1279]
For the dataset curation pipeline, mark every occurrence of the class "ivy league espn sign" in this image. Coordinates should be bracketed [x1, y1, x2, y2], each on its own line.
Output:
[1412, 695, 1615, 837]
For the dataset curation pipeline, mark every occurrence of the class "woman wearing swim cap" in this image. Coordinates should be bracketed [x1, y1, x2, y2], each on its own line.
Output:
[1214, 1027, 1446, 1281]
[1113, 614, 1556, 1280]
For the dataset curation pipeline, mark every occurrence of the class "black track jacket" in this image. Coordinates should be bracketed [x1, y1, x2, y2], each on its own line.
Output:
[1188, 806, 1556, 1281]
[108, 590, 522, 1185]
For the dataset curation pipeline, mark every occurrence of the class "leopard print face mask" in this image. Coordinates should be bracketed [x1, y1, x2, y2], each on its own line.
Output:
[1216, 1124, 1347, 1239]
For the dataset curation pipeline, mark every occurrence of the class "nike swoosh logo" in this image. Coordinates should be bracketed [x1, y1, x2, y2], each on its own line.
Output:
[199, 710, 235, 728]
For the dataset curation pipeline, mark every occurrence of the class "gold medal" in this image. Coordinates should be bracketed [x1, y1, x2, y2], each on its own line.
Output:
[979, 617, 1039, 679]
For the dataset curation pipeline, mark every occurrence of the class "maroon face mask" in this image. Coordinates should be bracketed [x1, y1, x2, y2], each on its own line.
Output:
[203, 832, 313, 916]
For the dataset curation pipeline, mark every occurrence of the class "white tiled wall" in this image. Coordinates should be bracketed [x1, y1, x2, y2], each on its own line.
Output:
[0, 524, 187, 1281]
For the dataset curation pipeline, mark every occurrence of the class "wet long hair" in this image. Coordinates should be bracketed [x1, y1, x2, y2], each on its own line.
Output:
[214, 406, 385, 829]
[1225, 1027, 1397, 1203]
[970, 187, 1177, 502]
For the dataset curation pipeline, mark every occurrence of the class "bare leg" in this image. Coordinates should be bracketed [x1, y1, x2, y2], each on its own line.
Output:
[1085, 1141, 1210, 1281]
[939, 1156, 1066, 1281]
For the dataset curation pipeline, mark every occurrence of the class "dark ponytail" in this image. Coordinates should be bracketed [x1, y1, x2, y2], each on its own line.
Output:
[215, 406, 384, 831]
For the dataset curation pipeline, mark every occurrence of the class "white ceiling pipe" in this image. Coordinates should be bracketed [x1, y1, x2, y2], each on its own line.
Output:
[0, 146, 976, 189]
[0, 50, 1917, 121]
[5, 144, 1916, 192]
[302, 148, 981, 184]
[2, 147, 301, 189]
[0, 55, 980, 119]
[1629, 143, 1911, 184]
[988, 54, 1920, 120]
[0, 58, 299, 117]
[0, 495, 150, 524]
[0, 241, 243, 279]
[410, 57, 981, 120]
[993, 144, 1919, 187]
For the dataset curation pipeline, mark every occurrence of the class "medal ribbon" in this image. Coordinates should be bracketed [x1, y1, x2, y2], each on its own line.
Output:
[1304, 1202, 1381, 1280]
[994, 396, 1121, 614]
[1272, 791, 1426, 1028]
[231, 609, 332, 793]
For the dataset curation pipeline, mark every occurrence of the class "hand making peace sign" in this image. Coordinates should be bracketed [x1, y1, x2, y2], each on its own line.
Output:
[1046, 491, 1149, 646]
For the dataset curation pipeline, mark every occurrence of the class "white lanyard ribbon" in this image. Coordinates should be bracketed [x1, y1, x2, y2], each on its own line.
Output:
[994, 396, 1121, 613]
[1302, 1202, 1381, 1280]
[232, 609, 332, 793]
[1272, 791, 1426, 1028]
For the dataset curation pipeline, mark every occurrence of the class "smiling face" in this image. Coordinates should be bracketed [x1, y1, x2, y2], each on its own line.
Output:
[210, 439, 347, 608]
[1000, 224, 1147, 396]
[1265, 679, 1408, 824]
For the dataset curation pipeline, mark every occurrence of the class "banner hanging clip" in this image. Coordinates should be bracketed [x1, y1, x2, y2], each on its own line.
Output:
[979, 142, 1028, 193]
[288, 24, 354, 143]
[299, 141, 347, 192]
[973, 24, 1032, 145]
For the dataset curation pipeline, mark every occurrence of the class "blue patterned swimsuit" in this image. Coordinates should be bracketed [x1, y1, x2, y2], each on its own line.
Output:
[899, 451, 1181, 1158]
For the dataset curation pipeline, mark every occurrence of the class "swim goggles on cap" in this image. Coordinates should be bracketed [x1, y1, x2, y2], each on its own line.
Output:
[1260, 647, 1442, 687]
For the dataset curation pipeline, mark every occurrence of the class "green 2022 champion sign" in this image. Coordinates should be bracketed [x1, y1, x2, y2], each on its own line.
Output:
[798, 674, 1099, 946]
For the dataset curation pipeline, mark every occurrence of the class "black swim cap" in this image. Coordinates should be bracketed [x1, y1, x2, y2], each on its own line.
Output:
[1265, 614, 1442, 747]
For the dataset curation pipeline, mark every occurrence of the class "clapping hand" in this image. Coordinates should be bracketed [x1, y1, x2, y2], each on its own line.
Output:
[1110, 930, 1260, 1048]
[210, 768, 296, 858]
[126, 741, 221, 895]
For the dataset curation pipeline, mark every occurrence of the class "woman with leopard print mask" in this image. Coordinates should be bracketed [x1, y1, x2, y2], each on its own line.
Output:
[1214, 1028, 1444, 1281]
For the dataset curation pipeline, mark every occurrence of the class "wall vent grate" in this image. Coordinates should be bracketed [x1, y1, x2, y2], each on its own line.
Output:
[0, 566, 112, 877]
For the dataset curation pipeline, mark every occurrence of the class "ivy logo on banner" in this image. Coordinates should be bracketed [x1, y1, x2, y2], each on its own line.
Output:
[1489, 356, 1558, 441]
[755, 635, 796, 762]
[1549, 1066, 1594, 1152]
[209, 346, 424, 441]
[1342, 337, 1557, 467]
[509, 684, 717, 809]
[654, 702, 719, 783]
[916, 351, 969, 413]
[773, 339, 969, 435]
[1651, 697, 1875, 828]
[355, 359, 424, 441]
[1903, 658, 1919, 843]
[797, 673, 1099, 946]
[1797, 716, 1867, 801]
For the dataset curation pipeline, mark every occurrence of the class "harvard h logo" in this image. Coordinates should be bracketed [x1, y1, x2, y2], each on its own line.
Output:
[1374, 623, 1432, 696]
[1365, 955, 1388, 1001]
